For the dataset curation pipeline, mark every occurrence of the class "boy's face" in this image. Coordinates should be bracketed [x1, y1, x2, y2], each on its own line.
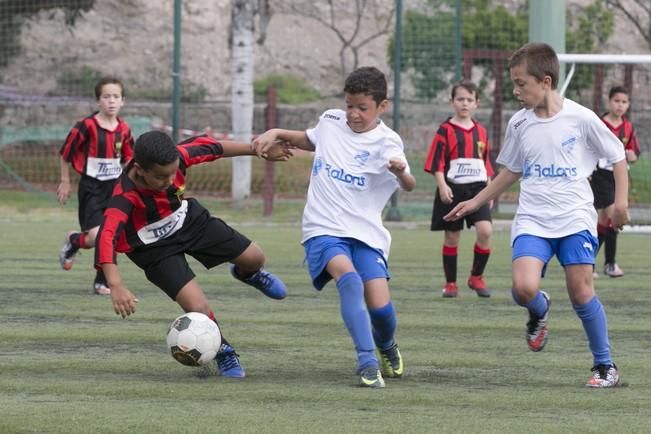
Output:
[510, 62, 550, 110]
[450, 87, 478, 119]
[135, 159, 179, 192]
[344, 93, 388, 133]
[97, 83, 124, 117]
[608, 92, 630, 118]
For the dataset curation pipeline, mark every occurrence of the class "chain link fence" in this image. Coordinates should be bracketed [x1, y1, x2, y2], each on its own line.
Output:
[1, 0, 650, 219]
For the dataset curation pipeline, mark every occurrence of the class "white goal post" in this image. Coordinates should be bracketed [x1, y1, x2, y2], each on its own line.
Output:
[558, 53, 651, 96]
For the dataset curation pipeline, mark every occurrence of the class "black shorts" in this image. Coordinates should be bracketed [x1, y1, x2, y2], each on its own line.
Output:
[126, 200, 251, 300]
[78, 175, 117, 231]
[430, 181, 492, 231]
[589, 168, 615, 209]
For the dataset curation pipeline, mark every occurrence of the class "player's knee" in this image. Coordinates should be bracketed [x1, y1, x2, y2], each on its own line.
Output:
[233, 243, 266, 274]
[511, 280, 538, 300]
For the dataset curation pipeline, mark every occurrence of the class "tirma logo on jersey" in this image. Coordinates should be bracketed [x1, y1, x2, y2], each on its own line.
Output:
[523, 159, 577, 179]
[453, 162, 482, 179]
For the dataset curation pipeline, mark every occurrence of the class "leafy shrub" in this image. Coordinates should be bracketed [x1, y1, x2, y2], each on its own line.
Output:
[254, 74, 320, 104]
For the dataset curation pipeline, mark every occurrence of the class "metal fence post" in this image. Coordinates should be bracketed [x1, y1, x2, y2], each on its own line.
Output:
[385, 0, 403, 222]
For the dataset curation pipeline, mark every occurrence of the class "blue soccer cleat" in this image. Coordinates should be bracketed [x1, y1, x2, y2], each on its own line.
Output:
[231, 265, 287, 300]
[215, 344, 245, 378]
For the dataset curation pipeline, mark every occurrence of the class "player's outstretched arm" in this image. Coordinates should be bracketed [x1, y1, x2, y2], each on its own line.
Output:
[253, 128, 315, 157]
[102, 263, 139, 319]
[218, 139, 292, 161]
[612, 159, 630, 229]
[444, 168, 520, 221]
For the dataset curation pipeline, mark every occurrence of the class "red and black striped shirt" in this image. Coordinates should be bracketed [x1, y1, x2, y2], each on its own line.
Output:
[424, 118, 494, 182]
[602, 114, 641, 156]
[59, 113, 134, 179]
[95, 135, 224, 265]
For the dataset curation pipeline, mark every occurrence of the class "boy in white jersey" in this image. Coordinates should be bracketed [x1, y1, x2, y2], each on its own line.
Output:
[445, 43, 629, 388]
[253, 66, 416, 388]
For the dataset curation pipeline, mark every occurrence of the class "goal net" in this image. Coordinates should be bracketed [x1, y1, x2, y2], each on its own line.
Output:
[558, 53, 651, 224]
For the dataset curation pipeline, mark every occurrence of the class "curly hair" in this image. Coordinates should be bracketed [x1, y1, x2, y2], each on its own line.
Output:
[343, 66, 387, 104]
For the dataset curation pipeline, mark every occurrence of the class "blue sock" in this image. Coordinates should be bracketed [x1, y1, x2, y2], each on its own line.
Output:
[512, 289, 548, 318]
[336, 272, 376, 370]
[573, 296, 612, 366]
[368, 301, 397, 351]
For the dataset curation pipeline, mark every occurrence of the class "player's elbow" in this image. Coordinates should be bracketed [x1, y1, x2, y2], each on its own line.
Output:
[400, 177, 416, 192]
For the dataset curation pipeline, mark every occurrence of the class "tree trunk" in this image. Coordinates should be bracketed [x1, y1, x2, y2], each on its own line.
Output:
[230, 0, 255, 201]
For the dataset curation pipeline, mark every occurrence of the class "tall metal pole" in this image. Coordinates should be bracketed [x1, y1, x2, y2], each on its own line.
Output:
[529, 0, 566, 85]
[385, 0, 403, 222]
[171, 0, 182, 142]
[454, 0, 462, 81]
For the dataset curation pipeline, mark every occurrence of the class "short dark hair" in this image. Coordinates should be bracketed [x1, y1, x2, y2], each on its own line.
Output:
[343, 66, 387, 104]
[134, 131, 178, 170]
[508, 42, 559, 89]
[608, 85, 630, 99]
[451, 80, 479, 99]
[95, 76, 125, 100]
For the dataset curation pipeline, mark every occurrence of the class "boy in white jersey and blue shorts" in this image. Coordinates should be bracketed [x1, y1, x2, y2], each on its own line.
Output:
[253, 66, 416, 388]
[445, 43, 629, 388]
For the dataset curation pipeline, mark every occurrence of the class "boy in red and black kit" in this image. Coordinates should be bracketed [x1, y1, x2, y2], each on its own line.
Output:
[424, 80, 494, 298]
[57, 77, 134, 295]
[95, 130, 290, 378]
[590, 85, 641, 278]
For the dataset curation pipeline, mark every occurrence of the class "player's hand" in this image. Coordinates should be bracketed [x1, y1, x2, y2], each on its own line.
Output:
[252, 130, 280, 158]
[625, 149, 637, 163]
[612, 206, 630, 231]
[110, 284, 139, 319]
[387, 158, 407, 175]
[444, 199, 479, 221]
[261, 140, 293, 161]
[57, 181, 70, 205]
[438, 185, 454, 204]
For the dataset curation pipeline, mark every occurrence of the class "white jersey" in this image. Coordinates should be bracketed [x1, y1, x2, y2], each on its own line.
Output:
[497, 98, 625, 243]
[302, 109, 410, 258]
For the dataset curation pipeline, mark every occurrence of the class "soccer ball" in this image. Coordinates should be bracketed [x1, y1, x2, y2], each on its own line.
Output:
[166, 312, 222, 366]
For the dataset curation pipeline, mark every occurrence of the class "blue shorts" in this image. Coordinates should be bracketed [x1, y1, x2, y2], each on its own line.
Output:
[512, 230, 598, 276]
[303, 235, 390, 290]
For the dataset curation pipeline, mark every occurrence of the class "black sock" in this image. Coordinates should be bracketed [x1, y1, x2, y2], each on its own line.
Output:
[471, 244, 490, 276]
[604, 227, 618, 265]
[442, 245, 457, 283]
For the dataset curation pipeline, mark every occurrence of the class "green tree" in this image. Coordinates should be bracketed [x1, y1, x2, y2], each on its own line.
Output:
[390, 0, 526, 101]
[564, 1, 615, 99]
[390, 0, 613, 101]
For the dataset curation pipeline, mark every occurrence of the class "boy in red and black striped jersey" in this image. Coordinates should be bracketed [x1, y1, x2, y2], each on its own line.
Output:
[424, 80, 494, 298]
[590, 86, 641, 278]
[95, 130, 291, 378]
[57, 77, 134, 295]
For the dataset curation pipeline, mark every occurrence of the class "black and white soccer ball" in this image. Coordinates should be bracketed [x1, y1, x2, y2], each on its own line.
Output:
[166, 312, 221, 366]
